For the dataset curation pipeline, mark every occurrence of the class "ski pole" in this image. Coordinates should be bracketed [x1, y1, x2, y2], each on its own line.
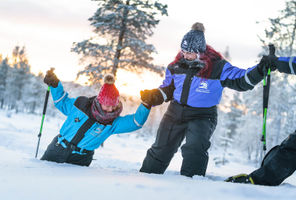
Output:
[261, 44, 275, 153]
[35, 86, 50, 158]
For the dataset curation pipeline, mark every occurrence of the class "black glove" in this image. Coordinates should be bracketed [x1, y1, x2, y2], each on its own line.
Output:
[140, 89, 164, 108]
[257, 55, 278, 75]
[44, 68, 59, 88]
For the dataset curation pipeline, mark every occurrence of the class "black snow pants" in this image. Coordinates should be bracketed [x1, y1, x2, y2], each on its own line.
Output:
[140, 101, 217, 177]
[41, 135, 94, 166]
[250, 131, 296, 186]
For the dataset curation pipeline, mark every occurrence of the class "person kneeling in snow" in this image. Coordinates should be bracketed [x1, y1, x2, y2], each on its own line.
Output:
[41, 69, 150, 166]
[226, 56, 296, 186]
[139, 22, 276, 178]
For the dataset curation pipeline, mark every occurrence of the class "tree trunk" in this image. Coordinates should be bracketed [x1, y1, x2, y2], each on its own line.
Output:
[112, 0, 130, 77]
[0, 99, 3, 109]
[31, 102, 36, 114]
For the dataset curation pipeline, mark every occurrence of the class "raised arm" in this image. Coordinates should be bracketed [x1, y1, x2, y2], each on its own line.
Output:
[44, 69, 76, 116]
[219, 61, 264, 91]
[50, 82, 76, 116]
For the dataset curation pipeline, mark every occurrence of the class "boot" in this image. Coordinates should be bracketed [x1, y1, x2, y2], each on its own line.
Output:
[225, 174, 255, 184]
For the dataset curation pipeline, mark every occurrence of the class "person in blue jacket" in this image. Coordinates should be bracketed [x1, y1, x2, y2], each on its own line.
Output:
[139, 22, 275, 177]
[226, 56, 296, 186]
[41, 69, 150, 166]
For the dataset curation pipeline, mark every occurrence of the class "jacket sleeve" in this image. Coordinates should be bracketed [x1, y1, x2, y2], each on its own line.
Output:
[110, 103, 150, 134]
[276, 57, 296, 75]
[158, 67, 175, 102]
[219, 61, 264, 91]
[50, 82, 76, 116]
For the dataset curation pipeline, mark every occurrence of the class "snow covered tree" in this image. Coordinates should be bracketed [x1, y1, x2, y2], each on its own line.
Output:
[218, 92, 243, 165]
[267, 74, 294, 146]
[23, 72, 45, 113]
[256, 0, 296, 155]
[72, 0, 168, 84]
[4, 46, 31, 112]
[0, 58, 10, 109]
[259, 0, 296, 56]
[238, 87, 263, 162]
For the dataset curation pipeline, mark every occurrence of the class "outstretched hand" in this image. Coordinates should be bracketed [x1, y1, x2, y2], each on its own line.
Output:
[258, 55, 278, 76]
[140, 89, 164, 108]
[44, 68, 59, 88]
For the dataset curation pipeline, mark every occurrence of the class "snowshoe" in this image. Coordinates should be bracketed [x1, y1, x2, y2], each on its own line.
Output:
[225, 174, 255, 184]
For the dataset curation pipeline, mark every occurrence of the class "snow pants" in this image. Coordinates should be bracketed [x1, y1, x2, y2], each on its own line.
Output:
[41, 135, 94, 166]
[250, 131, 296, 186]
[140, 101, 217, 177]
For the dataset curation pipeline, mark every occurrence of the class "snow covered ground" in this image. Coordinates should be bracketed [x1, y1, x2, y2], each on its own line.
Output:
[0, 109, 295, 200]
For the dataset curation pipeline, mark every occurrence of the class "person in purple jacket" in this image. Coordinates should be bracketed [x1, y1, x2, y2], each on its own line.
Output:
[139, 22, 275, 177]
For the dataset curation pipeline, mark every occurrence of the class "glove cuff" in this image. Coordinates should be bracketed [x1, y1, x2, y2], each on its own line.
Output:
[141, 102, 151, 109]
[157, 88, 166, 101]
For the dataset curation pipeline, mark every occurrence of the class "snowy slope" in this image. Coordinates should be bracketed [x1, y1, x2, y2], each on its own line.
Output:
[0, 110, 295, 200]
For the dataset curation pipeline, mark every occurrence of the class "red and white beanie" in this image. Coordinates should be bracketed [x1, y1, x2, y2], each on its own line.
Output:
[97, 74, 120, 106]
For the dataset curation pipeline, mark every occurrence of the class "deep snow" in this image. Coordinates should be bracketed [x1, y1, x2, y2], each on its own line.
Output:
[0, 109, 295, 200]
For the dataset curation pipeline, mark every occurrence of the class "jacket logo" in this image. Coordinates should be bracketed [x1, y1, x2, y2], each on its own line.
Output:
[199, 82, 208, 89]
[196, 81, 210, 93]
[91, 127, 102, 136]
[182, 40, 188, 48]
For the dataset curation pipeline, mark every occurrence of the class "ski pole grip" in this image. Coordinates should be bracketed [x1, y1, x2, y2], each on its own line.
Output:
[268, 44, 275, 56]
[43, 87, 50, 115]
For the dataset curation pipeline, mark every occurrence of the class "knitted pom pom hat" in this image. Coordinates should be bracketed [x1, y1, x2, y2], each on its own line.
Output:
[97, 74, 120, 106]
[181, 22, 206, 53]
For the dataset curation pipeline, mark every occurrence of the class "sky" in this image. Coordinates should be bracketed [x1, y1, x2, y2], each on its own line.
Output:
[0, 0, 287, 87]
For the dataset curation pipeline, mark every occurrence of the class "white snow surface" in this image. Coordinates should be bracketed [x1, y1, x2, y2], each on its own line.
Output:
[0, 110, 295, 200]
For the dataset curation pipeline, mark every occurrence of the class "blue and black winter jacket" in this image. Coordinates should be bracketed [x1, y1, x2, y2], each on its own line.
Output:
[159, 58, 264, 108]
[50, 82, 150, 153]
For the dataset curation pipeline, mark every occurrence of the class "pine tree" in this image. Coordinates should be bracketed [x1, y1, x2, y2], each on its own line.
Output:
[238, 86, 263, 162]
[220, 93, 243, 165]
[259, 0, 296, 56]
[23, 72, 45, 113]
[0, 58, 10, 108]
[72, 0, 168, 84]
[5, 46, 31, 112]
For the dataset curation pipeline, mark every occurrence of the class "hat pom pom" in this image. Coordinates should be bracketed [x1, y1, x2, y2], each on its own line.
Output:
[191, 22, 205, 32]
[104, 74, 115, 84]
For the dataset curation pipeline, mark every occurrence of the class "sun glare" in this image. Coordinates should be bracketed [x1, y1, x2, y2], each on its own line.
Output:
[115, 69, 163, 97]
[75, 74, 91, 86]
[73, 69, 164, 97]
